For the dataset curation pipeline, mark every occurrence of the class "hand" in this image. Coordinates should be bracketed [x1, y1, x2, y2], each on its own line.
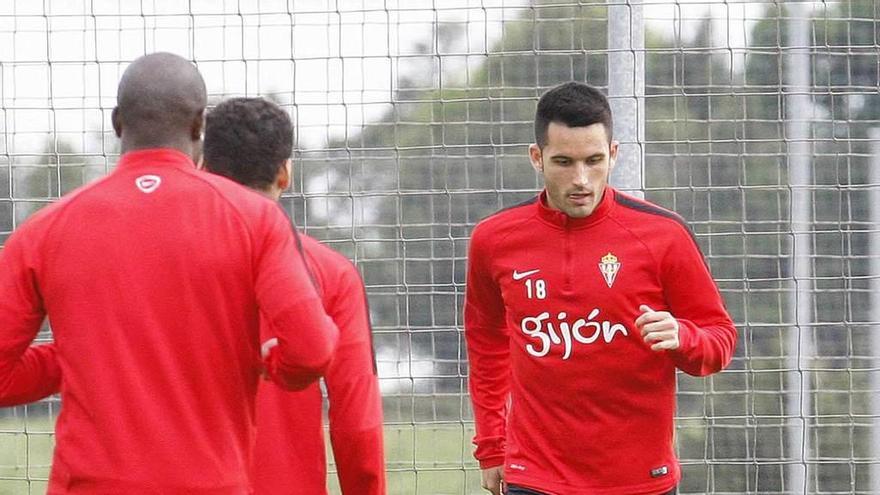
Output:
[259, 338, 279, 380]
[635, 304, 680, 351]
[261, 337, 278, 359]
[481, 465, 504, 495]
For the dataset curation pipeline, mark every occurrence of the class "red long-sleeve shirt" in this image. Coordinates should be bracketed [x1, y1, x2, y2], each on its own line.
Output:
[465, 187, 737, 495]
[253, 233, 385, 495]
[0, 148, 339, 494]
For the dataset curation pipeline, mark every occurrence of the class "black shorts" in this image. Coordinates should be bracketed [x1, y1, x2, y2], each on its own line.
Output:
[505, 484, 677, 495]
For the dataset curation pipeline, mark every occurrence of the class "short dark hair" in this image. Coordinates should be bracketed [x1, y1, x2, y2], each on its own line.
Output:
[203, 97, 293, 189]
[534, 82, 613, 147]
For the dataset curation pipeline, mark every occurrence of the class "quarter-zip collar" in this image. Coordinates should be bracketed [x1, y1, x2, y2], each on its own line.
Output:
[116, 148, 196, 171]
[535, 185, 615, 229]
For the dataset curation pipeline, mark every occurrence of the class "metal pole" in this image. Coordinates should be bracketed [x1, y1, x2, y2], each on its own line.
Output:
[784, 3, 812, 493]
[869, 128, 880, 493]
[607, 0, 644, 195]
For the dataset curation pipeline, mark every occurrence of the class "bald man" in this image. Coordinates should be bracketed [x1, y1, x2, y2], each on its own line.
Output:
[0, 52, 339, 494]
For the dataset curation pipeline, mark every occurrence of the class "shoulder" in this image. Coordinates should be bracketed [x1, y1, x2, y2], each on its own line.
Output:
[184, 169, 278, 213]
[610, 189, 696, 244]
[471, 195, 539, 247]
[5, 171, 118, 243]
[300, 233, 363, 290]
[300, 234, 346, 263]
[184, 169, 291, 234]
[612, 189, 688, 227]
[301, 235, 355, 275]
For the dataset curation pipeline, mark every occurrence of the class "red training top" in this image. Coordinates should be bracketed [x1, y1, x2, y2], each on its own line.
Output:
[465, 187, 737, 495]
[253, 233, 385, 495]
[0, 149, 339, 494]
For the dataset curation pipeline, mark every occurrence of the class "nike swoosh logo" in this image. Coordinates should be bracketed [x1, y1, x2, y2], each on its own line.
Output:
[512, 269, 540, 280]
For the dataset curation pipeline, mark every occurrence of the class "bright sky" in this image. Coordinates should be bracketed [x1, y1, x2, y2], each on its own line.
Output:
[0, 1, 786, 155]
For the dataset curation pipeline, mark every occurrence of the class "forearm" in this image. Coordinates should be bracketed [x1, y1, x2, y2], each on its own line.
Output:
[464, 229, 510, 467]
[330, 425, 386, 495]
[470, 395, 508, 468]
[668, 318, 738, 376]
[466, 324, 510, 467]
[659, 225, 739, 377]
[0, 343, 61, 406]
[262, 297, 340, 390]
[325, 345, 384, 492]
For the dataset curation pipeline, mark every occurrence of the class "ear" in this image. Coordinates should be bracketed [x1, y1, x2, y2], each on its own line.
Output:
[111, 107, 122, 138]
[608, 139, 620, 172]
[528, 143, 544, 174]
[276, 158, 292, 192]
[191, 109, 205, 142]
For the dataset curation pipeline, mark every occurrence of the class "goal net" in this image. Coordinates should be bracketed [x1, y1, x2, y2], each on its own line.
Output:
[1, 1, 878, 494]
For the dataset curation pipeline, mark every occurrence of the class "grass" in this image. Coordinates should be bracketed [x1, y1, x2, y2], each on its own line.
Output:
[0, 416, 483, 495]
[0, 414, 52, 495]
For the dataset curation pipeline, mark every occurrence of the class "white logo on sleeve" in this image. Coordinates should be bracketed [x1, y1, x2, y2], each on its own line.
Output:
[598, 252, 621, 288]
[135, 175, 162, 193]
[512, 268, 540, 281]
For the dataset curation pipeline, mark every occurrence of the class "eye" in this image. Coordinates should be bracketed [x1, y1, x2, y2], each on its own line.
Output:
[553, 158, 571, 166]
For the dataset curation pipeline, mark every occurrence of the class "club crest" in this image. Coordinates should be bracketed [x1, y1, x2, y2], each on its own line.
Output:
[598, 252, 621, 288]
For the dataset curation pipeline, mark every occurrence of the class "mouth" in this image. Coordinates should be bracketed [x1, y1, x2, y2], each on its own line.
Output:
[568, 192, 591, 205]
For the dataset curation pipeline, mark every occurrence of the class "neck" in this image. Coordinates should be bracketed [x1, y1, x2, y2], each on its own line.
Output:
[120, 135, 195, 158]
[256, 186, 281, 201]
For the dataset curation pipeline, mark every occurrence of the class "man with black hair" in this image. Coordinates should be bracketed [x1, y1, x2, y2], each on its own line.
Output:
[465, 81, 737, 495]
[0, 53, 339, 493]
[201, 97, 386, 495]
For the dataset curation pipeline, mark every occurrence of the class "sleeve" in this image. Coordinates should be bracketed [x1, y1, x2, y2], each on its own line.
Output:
[0, 231, 62, 406]
[324, 265, 386, 495]
[464, 224, 510, 469]
[256, 207, 340, 390]
[0, 344, 60, 406]
[662, 226, 738, 377]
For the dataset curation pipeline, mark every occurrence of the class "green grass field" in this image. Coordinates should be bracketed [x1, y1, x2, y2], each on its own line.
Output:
[0, 416, 483, 495]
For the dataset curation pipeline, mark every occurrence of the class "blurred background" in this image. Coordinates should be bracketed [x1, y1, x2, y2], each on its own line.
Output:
[1, 0, 879, 493]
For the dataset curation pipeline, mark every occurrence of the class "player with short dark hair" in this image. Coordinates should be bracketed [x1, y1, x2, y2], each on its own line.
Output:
[465, 81, 738, 495]
[201, 98, 294, 190]
[0, 53, 339, 493]
[533, 81, 613, 147]
[202, 97, 386, 495]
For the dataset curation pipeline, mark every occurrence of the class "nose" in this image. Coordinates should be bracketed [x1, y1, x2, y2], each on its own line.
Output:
[572, 163, 590, 188]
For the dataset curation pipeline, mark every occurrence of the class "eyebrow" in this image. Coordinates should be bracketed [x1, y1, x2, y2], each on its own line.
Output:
[549, 151, 606, 160]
